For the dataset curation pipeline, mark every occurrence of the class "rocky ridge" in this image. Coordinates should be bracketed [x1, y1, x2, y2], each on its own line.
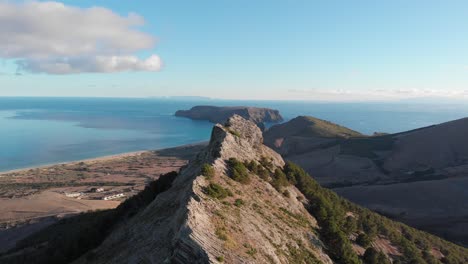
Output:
[76, 115, 331, 264]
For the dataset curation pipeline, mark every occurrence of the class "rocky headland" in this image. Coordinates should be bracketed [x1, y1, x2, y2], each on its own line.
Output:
[175, 105, 283, 130]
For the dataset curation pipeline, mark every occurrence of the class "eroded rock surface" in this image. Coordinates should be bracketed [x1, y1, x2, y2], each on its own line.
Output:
[76, 115, 331, 264]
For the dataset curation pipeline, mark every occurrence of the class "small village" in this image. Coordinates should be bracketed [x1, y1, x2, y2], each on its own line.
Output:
[63, 187, 128, 201]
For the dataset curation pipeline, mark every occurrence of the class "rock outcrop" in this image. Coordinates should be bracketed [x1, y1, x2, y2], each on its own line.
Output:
[175, 106, 283, 130]
[75, 115, 331, 264]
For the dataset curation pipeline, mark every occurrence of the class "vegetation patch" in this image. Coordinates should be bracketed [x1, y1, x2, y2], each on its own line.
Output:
[227, 158, 250, 184]
[234, 198, 244, 207]
[227, 129, 241, 137]
[257, 166, 270, 181]
[283, 162, 468, 264]
[216, 226, 229, 241]
[356, 233, 372, 248]
[201, 163, 215, 179]
[271, 168, 289, 191]
[244, 243, 257, 257]
[286, 243, 321, 264]
[244, 160, 259, 174]
[259, 156, 274, 170]
[362, 248, 390, 264]
[279, 207, 309, 228]
[204, 183, 232, 199]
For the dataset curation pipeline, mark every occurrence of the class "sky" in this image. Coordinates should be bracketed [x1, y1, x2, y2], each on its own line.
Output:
[1, 0, 468, 101]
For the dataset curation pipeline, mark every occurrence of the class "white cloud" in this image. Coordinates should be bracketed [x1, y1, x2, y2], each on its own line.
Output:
[0, 1, 161, 74]
[17, 55, 162, 74]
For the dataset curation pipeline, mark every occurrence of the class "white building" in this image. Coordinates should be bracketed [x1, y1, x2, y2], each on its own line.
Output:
[103, 193, 125, 200]
[65, 192, 82, 198]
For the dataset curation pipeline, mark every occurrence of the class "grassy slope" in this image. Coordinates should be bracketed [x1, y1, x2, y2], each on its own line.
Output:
[266, 116, 363, 139]
[241, 158, 468, 264]
[282, 162, 468, 264]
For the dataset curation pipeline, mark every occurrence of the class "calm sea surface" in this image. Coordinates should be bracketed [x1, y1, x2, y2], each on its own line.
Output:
[1, 97, 468, 172]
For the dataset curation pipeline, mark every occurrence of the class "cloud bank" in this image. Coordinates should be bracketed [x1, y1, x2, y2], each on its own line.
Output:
[0, 1, 161, 74]
[288, 88, 468, 101]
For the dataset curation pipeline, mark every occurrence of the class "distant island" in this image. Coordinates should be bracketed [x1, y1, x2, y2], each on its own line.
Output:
[175, 105, 283, 129]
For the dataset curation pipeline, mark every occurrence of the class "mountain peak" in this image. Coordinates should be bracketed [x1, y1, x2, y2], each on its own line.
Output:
[205, 115, 284, 168]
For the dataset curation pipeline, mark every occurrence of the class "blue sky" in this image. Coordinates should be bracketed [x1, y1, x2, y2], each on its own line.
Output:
[1, 0, 468, 100]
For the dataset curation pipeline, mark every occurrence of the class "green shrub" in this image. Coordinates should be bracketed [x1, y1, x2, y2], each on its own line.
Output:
[244, 243, 257, 256]
[282, 190, 291, 198]
[283, 162, 361, 264]
[271, 168, 289, 191]
[363, 248, 390, 264]
[356, 233, 372, 248]
[227, 129, 241, 137]
[245, 160, 259, 174]
[286, 243, 321, 264]
[201, 163, 215, 179]
[227, 158, 250, 184]
[257, 166, 270, 180]
[259, 156, 273, 170]
[204, 183, 232, 199]
[216, 256, 224, 262]
[215, 227, 228, 241]
[343, 216, 357, 235]
[234, 199, 244, 207]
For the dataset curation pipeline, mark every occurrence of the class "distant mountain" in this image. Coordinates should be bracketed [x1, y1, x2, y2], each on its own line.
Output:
[152, 96, 213, 101]
[175, 105, 283, 130]
[264, 116, 468, 246]
[266, 116, 362, 139]
[264, 116, 363, 156]
[3, 116, 467, 264]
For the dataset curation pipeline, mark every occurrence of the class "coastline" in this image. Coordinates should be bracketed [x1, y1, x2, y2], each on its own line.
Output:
[0, 141, 208, 176]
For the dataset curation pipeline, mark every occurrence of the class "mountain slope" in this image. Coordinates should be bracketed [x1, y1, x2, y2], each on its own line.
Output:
[265, 116, 362, 140]
[264, 116, 363, 156]
[264, 116, 468, 245]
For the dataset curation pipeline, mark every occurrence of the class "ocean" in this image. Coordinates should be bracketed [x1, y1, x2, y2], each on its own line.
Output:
[1, 97, 468, 172]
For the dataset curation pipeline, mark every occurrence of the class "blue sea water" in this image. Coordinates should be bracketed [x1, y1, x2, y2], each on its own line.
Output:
[1, 97, 468, 172]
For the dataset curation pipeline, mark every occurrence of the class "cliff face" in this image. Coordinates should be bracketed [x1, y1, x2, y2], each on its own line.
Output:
[175, 106, 283, 130]
[76, 115, 331, 264]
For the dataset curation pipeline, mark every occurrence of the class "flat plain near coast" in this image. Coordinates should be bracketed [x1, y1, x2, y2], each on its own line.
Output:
[0, 143, 205, 253]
